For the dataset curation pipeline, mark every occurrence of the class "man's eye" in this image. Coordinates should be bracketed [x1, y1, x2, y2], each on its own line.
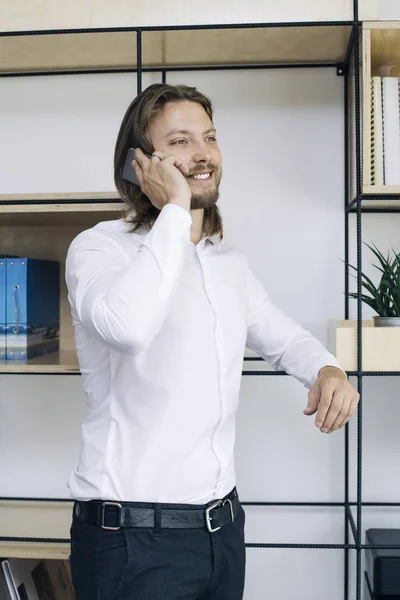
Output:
[206, 136, 217, 142]
[172, 139, 187, 145]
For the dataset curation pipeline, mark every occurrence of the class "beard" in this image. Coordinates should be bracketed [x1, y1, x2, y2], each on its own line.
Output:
[189, 168, 222, 210]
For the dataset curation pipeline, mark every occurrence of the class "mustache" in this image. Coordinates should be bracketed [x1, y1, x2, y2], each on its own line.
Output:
[186, 164, 218, 177]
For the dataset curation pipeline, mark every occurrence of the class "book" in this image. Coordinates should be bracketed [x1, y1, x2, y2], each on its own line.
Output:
[370, 76, 384, 186]
[5, 258, 60, 361]
[382, 77, 400, 185]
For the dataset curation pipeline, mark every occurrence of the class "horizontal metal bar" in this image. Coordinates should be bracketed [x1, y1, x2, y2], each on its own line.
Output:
[2, 498, 400, 508]
[345, 371, 400, 377]
[0, 21, 355, 38]
[241, 371, 288, 376]
[0, 63, 340, 79]
[350, 208, 400, 214]
[1, 535, 399, 551]
[1, 370, 399, 377]
[0, 63, 339, 79]
[361, 194, 400, 200]
[246, 543, 355, 549]
[0, 198, 121, 206]
[242, 502, 345, 506]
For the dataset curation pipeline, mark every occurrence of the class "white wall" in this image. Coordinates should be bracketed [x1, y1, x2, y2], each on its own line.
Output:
[0, 67, 398, 599]
[379, 0, 400, 19]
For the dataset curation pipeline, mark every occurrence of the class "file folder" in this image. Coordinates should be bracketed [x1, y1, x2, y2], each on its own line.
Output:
[5, 258, 60, 361]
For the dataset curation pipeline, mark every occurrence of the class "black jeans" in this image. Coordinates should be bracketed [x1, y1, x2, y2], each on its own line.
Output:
[69, 494, 246, 600]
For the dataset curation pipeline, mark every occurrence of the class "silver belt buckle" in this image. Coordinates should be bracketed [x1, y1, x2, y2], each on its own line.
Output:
[205, 498, 235, 533]
[101, 501, 122, 531]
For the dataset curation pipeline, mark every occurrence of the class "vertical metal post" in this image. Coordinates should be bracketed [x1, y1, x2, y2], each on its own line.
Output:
[137, 29, 143, 95]
[162, 70, 167, 84]
[344, 66, 350, 600]
[353, 8, 363, 599]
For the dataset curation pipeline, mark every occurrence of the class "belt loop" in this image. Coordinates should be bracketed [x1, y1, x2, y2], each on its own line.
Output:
[153, 503, 162, 537]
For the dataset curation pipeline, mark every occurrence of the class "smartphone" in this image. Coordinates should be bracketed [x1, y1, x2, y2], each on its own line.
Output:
[122, 148, 139, 185]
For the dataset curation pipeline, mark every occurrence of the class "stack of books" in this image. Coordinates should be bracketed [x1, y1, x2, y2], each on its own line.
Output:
[0, 257, 60, 362]
[370, 76, 400, 185]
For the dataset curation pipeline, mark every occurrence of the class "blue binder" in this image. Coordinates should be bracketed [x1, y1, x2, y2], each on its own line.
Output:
[5, 258, 60, 361]
[0, 259, 5, 361]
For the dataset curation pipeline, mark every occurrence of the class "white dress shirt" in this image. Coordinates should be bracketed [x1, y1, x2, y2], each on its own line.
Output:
[65, 204, 343, 504]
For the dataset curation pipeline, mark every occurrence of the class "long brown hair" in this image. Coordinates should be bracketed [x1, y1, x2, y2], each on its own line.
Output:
[114, 83, 223, 238]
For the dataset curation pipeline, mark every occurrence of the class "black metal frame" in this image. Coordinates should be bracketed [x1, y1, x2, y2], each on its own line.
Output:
[1, 2, 400, 598]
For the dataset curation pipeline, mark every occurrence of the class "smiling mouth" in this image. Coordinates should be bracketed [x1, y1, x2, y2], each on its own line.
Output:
[187, 171, 213, 180]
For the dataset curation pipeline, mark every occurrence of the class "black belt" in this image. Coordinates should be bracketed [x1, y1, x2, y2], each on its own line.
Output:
[73, 487, 240, 534]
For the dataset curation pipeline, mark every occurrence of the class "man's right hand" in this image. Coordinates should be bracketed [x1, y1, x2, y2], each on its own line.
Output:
[133, 148, 191, 212]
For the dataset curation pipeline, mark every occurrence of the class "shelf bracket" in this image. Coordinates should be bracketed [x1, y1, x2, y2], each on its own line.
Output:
[336, 63, 347, 77]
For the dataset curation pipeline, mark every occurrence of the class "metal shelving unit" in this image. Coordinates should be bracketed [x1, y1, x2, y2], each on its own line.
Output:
[1, 1, 400, 597]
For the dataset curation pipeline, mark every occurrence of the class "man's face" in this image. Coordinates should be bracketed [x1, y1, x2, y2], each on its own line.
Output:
[148, 100, 222, 210]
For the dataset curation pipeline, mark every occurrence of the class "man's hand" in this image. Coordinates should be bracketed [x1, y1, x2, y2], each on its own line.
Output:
[303, 366, 360, 434]
[133, 148, 191, 212]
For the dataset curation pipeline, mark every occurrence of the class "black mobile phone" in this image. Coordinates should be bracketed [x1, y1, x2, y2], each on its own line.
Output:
[122, 148, 139, 185]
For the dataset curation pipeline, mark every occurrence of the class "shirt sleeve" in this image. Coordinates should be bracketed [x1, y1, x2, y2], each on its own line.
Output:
[246, 264, 346, 389]
[65, 204, 192, 356]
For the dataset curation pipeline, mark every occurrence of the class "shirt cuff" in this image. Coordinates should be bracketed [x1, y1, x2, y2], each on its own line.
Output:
[152, 204, 192, 239]
[305, 356, 347, 389]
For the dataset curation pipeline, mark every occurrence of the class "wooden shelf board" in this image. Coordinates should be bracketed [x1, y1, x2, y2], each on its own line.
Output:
[0, 500, 73, 558]
[0, 351, 80, 374]
[0, 195, 123, 225]
[0, 25, 353, 74]
[363, 22, 400, 74]
[0, 192, 120, 202]
[363, 185, 400, 195]
[0, 541, 70, 560]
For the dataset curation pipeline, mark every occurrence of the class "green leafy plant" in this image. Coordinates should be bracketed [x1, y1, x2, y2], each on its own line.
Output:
[347, 243, 400, 317]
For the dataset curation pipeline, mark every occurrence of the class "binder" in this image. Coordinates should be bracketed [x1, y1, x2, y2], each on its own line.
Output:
[0, 258, 6, 361]
[5, 258, 60, 361]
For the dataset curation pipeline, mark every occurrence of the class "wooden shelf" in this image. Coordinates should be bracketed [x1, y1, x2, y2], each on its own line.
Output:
[334, 320, 400, 371]
[363, 185, 400, 195]
[366, 21, 400, 74]
[0, 501, 72, 560]
[0, 351, 80, 374]
[0, 193, 123, 226]
[0, 25, 354, 75]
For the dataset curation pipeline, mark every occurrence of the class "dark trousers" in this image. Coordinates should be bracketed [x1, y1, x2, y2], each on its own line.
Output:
[69, 493, 246, 600]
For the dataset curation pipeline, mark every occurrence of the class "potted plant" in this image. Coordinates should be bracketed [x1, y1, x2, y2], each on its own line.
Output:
[347, 243, 400, 327]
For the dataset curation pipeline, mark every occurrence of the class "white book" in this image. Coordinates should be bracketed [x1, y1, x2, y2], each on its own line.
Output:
[382, 77, 400, 185]
[371, 76, 384, 185]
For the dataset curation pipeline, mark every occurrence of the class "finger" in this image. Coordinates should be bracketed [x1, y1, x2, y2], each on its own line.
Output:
[134, 148, 151, 169]
[314, 384, 335, 429]
[151, 151, 165, 162]
[163, 154, 190, 175]
[304, 387, 319, 416]
[320, 391, 344, 432]
[328, 395, 351, 432]
[132, 160, 144, 186]
[336, 394, 360, 431]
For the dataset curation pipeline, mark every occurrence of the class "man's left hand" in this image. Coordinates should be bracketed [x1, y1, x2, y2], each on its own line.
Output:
[303, 366, 360, 434]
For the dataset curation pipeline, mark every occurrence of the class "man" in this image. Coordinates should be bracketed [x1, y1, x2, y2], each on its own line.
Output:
[65, 83, 359, 600]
